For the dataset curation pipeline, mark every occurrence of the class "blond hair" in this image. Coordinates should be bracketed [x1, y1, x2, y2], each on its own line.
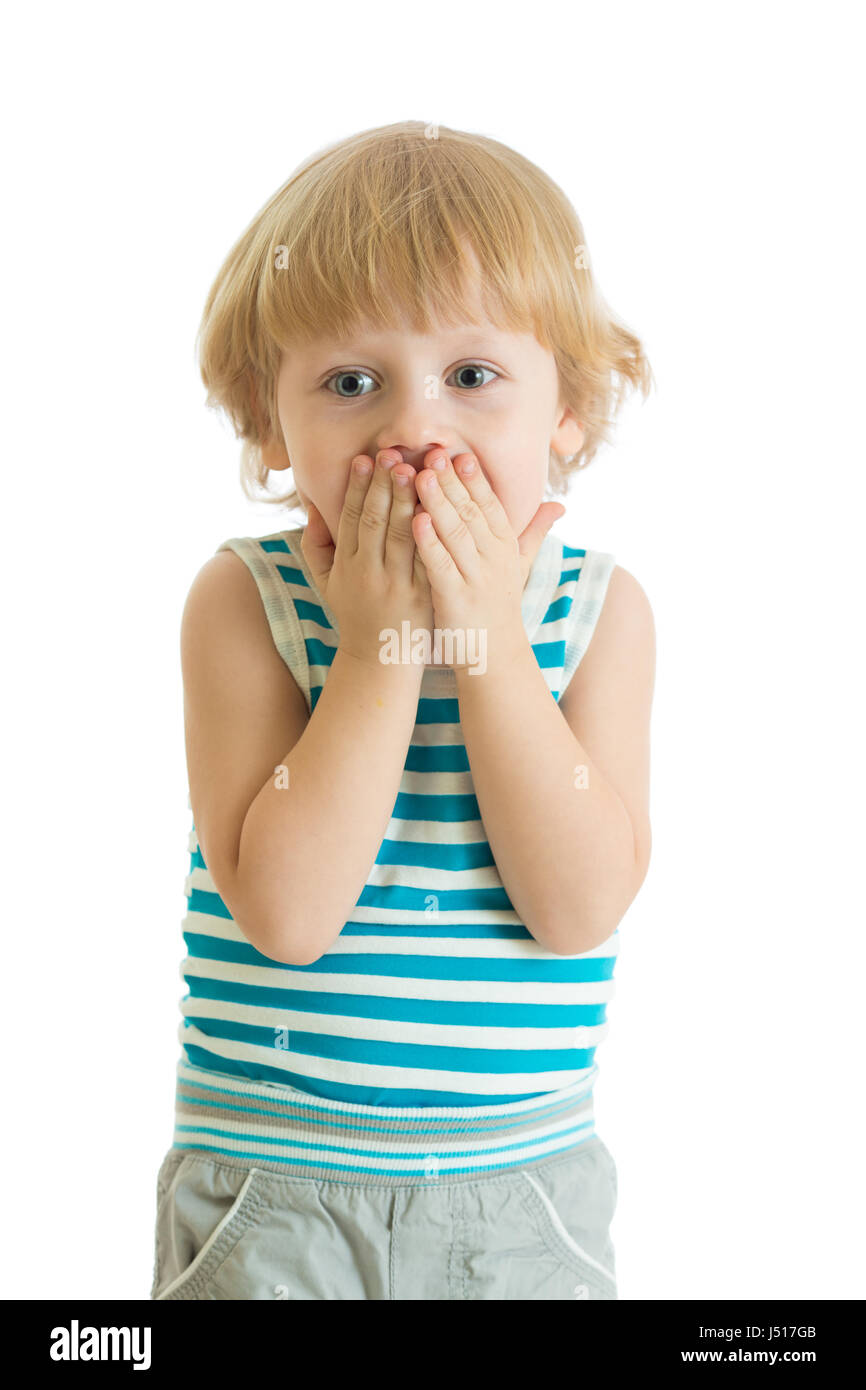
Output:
[196, 120, 654, 514]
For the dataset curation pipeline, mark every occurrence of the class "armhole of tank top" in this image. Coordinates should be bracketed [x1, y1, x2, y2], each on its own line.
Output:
[215, 536, 312, 711]
[560, 548, 617, 697]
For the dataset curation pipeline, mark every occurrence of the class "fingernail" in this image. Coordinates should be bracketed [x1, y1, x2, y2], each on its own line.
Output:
[430, 453, 448, 471]
[460, 457, 476, 475]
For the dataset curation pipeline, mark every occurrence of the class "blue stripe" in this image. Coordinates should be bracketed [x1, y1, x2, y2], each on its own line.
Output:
[541, 594, 573, 624]
[403, 744, 469, 773]
[293, 598, 332, 626]
[306, 637, 337, 668]
[416, 697, 461, 724]
[375, 837, 494, 869]
[391, 791, 480, 822]
[183, 974, 609, 1026]
[188, 887, 230, 918]
[182, 932, 616, 980]
[533, 639, 566, 669]
[274, 562, 309, 585]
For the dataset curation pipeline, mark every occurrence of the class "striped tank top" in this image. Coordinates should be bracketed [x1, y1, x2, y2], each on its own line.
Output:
[171, 525, 620, 1181]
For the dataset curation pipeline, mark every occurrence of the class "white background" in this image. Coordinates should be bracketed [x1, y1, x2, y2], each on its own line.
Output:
[2, 0, 863, 1301]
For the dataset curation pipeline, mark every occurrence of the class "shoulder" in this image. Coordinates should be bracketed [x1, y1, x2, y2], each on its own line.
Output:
[589, 562, 656, 679]
[180, 548, 304, 703]
[599, 564, 655, 646]
[187, 547, 253, 589]
[562, 561, 656, 706]
[180, 549, 263, 643]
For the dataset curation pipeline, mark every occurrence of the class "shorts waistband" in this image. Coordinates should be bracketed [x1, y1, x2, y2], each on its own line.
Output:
[171, 1059, 600, 1186]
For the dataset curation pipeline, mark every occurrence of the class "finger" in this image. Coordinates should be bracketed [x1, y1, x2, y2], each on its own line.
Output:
[412, 502, 436, 601]
[415, 462, 481, 583]
[335, 454, 377, 559]
[422, 450, 491, 558]
[450, 452, 513, 542]
[517, 502, 566, 580]
[384, 464, 420, 580]
[412, 507, 459, 586]
[413, 547, 432, 595]
[355, 449, 404, 565]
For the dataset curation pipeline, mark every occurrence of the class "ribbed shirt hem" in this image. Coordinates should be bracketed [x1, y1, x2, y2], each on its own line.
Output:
[172, 1058, 599, 1185]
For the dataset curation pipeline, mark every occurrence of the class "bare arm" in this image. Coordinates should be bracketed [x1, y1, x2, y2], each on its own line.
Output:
[181, 550, 424, 967]
[184, 449, 433, 965]
[452, 565, 655, 954]
[239, 641, 424, 965]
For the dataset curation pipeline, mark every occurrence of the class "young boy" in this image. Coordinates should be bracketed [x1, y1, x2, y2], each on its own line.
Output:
[150, 119, 655, 1301]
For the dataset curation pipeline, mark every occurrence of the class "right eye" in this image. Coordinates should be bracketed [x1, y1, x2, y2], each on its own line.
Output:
[323, 369, 377, 399]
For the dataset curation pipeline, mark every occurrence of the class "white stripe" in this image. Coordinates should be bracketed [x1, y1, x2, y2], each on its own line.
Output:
[179, 993, 609, 1050]
[366, 811, 488, 838]
[180, 952, 617, 1004]
[363, 863, 506, 890]
[382, 769, 478, 793]
[178, 1022, 599, 1096]
[182, 899, 619, 961]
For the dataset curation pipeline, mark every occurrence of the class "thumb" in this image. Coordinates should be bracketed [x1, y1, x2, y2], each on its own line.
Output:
[518, 502, 566, 577]
[300, 502, 335, 590]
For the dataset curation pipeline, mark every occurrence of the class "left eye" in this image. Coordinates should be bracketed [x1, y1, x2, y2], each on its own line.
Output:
[323, 364, 499, 398]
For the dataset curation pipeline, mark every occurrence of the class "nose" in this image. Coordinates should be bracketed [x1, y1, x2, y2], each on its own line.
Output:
[370, 374, 460, 470]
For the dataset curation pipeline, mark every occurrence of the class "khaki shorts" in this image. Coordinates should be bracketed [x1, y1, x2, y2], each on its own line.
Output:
[150, 1136, 618, 1301]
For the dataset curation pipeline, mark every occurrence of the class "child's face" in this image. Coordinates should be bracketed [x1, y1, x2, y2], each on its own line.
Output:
[267, 256, 583, 552]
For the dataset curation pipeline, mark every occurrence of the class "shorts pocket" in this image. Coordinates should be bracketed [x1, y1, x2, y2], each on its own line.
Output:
[151, 1152, 271, 1300]
[518, 1143, 618, 1300]
[150, 1149, 187, 1296]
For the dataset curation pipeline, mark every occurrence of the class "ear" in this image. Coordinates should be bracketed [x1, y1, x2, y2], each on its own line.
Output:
[247, 373, 291, 472]
[551, 404, 585, 462]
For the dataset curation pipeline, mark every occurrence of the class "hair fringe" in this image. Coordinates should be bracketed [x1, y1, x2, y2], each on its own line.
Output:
[197, 120, 654, 515]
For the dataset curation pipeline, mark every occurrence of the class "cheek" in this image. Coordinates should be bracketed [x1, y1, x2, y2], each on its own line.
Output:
[485, 470, 525, 508]
[298, 466, 344, 525]
[482, 461, 546, 533]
